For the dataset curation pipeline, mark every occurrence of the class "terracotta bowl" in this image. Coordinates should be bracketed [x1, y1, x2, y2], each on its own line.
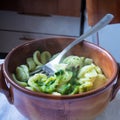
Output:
[0, 37, 120, 120]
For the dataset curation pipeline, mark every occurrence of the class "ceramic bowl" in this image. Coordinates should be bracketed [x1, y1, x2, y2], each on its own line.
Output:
[0, 37, 120, 120]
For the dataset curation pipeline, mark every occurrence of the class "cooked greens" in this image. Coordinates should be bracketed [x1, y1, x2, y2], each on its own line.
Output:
[12, 50, 107, 95]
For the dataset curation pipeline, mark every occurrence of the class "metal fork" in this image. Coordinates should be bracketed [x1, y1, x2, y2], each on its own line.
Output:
[30, 14, 114, 76]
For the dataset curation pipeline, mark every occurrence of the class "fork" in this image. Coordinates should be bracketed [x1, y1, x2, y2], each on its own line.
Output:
[30, 14, 114, 76]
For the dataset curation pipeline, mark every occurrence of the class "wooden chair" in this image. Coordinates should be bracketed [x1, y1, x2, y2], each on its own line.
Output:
[86, 0, 120, 44]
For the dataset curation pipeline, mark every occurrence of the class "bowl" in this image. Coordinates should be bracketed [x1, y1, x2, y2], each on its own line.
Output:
[0, 37, 120, 120]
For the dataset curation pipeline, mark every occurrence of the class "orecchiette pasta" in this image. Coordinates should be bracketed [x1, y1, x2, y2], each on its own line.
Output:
[12, 50, 107, 95]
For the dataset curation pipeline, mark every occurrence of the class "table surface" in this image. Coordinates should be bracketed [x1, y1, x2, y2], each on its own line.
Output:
[0, 59, 120, 120]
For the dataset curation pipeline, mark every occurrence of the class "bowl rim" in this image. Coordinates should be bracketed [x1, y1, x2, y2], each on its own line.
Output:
[3, 37, 118, 100]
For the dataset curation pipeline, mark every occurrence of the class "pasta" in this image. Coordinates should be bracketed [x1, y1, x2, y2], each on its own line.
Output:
[12, 50, 107, 95]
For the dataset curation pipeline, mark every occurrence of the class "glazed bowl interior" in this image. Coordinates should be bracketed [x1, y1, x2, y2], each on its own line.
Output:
[4, 37, 118, 98]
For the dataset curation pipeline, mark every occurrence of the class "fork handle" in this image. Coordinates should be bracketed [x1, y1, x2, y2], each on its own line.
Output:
[54, 14, 114, 62]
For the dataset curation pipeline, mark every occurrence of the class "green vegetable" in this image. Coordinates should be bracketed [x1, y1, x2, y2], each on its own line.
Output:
[55, 70, 73, 85]
[69, 85, 79, 95]
[56, 83, 71, 95]
[28, 73, 47, 92]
